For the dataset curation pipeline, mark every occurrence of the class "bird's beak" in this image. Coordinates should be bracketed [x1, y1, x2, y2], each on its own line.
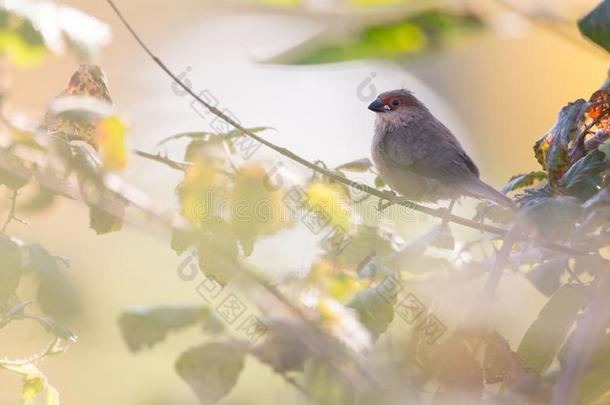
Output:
[368, 98, 387, 113]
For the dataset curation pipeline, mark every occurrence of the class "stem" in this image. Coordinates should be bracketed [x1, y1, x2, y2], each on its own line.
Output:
[105, 0, 511, 237]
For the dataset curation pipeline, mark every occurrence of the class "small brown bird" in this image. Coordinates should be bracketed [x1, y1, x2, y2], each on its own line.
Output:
[369, 89, 515, 211]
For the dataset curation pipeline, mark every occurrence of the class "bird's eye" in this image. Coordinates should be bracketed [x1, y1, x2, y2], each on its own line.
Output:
[391, 100, 401, 106]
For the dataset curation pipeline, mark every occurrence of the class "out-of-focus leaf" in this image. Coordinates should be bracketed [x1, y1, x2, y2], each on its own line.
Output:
[97, 117, 127, 171]
[89, 203, 125, 235]
[305, 181, 353, 231]
[22, 375, 45, 404]
[323, 225, 393, 269]
[35, 315, 76, 341]
[252, 318, 311, 373]
[474, 202, 515, 225]
[0, 0, 110, 63]
[198, 221, 239, 286]
[230, 163, 292, 257]
[0, 150, 32, 190]
[157, 128, 270, 147]
[483, 331, 529, 384]
[348, 286, 394, 341]
[335, 158, 373, 173]
[24, 244, 80, 320]
[579, 0, 610, 53]
[432, 334, 483, 396]
[518, 196, 581, 240]
[525, 258, 567, 297]
[18, 187, 56, 213]
[175, 342, 246, 405]
[274, 9, 481, 64]
[562, 150, 607, 200]
[501, 171, 548, 194]
[0, 233, 24, 303]
[119, 306, 219, 352]
[46, 65, 112, 149]
[534, 100, 588, 188]
[374, 175, 386, 188]
[517, 285, 585, 374]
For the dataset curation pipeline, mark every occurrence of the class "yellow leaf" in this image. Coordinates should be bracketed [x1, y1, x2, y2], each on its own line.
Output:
[305, 181, 352, 231]
[97, 116, 127, 171]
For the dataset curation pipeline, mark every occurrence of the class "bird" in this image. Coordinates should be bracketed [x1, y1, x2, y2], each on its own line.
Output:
[368, 89, 515, 214]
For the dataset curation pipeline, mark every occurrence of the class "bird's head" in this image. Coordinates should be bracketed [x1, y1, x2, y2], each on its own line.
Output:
[368, 89, 426, 115]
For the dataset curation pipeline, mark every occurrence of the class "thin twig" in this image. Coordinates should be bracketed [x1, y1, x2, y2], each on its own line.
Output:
[133, 149, 191, 171]
[1, 189, 26, 232]
[105, 0, 511, 238]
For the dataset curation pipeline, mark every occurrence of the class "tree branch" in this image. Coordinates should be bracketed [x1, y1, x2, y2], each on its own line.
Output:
[105, 0, 512, 238]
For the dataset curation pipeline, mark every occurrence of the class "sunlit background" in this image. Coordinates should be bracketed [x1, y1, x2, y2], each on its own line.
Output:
[1, 0, 608, 404]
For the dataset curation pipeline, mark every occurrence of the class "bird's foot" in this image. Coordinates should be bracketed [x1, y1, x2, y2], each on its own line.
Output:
[377, 191, 412, 211]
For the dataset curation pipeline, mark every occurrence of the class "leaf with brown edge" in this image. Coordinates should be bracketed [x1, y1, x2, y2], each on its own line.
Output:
[45, 65, 112, 150]
[534, 100, 588, 189]
[432, 333, 483, 397]
[588, 89, 610, 131]
[483, 331, 530, 385]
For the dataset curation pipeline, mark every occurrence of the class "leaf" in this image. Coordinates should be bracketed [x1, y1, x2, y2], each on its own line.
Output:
[46, 65, 112, 149]
[198, 221, 239, 287]
[579, 0, 610, 53]
[518, 195, 581, 240]
[517, 285, 586, 374]
[25, 244, 80, 320]
[501, 171, 548, 194]
[525, 258, 567, 297]
[432, 333, 483, 396]
[89, 204, 124, 235]
[35, 315, 76, 341]
[175, 342, 246, 405]
[483, 331, 529, 384]
[561, 149, 607, 200]
[97, 117, 127, 171]
[0, 0, 110, 63]
[157, 128, 270, 147]
[335, 158, 373, 173]
[119, 306, 217, 352]
[22, 375, 44, 403]
[348, 286, 395, 341]
[533, 100, 588, 188]
[252, 319, 311, 373]
[0, 150, 32, 190]
[230, 163, 292, 257]
[272, 9, 481, 64]
[0, 233, 24, 303]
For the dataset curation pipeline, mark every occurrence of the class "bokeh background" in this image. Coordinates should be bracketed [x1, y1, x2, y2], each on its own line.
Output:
[1, 0, 607, 403]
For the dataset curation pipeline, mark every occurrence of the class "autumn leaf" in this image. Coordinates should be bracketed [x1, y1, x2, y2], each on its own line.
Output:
[97, 117, 127, 171]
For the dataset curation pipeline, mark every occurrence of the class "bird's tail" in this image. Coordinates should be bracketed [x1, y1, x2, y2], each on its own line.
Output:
[462, 179, 516, 211]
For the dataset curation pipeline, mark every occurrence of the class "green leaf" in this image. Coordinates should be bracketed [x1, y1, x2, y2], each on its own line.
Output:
[579, 0, 610, 53]
[517, 285, 586, 374]
[525, 258, 567, 297]
[562, 150, 607, 200]
[35, 315, 77, 342]
[22, 375, 45, 404]
[519, 195, 581, 240]
[175, 342, 246, 405]
[23, 244, 80, 321]
[274, 9, 482, 64]
[119, 306, 220, 352]
[335, 158, 373, 173]
[0, 0, 110, 64]
[348, 286, 395, 341]
[533, 100, 588, 187]
[501, 171, 548, 194]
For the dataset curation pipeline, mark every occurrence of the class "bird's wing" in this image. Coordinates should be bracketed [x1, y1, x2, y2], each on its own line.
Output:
[378, 118, 480, 182]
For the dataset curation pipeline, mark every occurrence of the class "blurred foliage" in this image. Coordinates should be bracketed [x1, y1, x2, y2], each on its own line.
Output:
[274, 9, 482, 64]
[0, 0, 110, 66]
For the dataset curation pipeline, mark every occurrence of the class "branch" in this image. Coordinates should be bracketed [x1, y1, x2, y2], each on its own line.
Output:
[1, 189, 27, 232]
[105, 0, 510, 238]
